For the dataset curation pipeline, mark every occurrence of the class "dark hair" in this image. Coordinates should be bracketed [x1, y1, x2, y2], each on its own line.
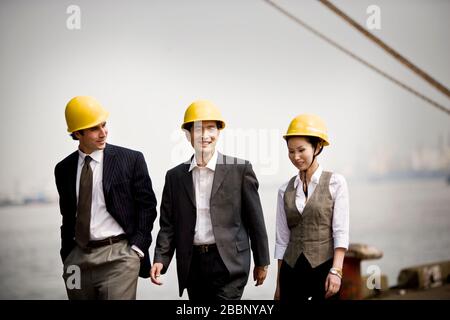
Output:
[286, 135, 324, 156]
[183, 121, 223, 132]
[70, 130, 84, 141]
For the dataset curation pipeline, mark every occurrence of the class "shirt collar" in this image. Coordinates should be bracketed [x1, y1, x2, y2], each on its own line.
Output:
[294, 164, 323, 189]
[78, 149, 103, 164]
[189, 149, 219, 172]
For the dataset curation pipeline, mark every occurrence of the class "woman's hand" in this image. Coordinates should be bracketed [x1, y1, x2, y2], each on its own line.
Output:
[324, 273, 341, 299]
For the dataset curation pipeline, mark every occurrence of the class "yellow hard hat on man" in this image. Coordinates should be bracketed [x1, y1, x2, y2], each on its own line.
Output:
[65, 96, 109, 133]
[283, 114, 330, 146]
[182, 100, 226, 130]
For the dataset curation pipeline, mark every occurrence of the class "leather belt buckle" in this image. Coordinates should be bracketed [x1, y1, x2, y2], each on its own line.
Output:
[86, 234, 127, 249]
[194, 244, 216, 254]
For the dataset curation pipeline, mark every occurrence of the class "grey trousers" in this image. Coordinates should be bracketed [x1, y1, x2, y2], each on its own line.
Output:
[62, 239, 141, 300]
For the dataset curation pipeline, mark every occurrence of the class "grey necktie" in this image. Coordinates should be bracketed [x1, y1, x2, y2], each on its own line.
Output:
[75, 155, 93, 248]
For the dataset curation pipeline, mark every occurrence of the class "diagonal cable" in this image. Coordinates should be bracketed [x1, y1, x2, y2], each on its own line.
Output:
[319, 0, 450, 100]
[262, 0, 450, 116]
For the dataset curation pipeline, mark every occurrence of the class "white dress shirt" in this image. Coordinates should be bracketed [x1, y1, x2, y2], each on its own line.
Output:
[188, 150, 219, 245]
[77, 149, 143, 257]
[274, 165, 349, 260]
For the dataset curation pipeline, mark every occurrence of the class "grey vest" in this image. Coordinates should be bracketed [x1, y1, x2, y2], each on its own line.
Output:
[283, 171, 334, 268]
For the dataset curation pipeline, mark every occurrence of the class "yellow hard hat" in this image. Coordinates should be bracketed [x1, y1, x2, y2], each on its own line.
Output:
[181, 100, 226, 130]
[283, 114, 330, 146]
[65, 96, 109, 133]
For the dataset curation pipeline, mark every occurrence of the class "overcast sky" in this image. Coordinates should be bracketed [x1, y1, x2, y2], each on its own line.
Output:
[0, 0, 449, 197]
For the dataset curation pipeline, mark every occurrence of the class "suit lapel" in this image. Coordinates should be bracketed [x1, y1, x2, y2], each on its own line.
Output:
[103, 144, 117, 197]
[183, 152, 228, 208]
[211, 152, 229, 199]
[181, 162, 196, 208]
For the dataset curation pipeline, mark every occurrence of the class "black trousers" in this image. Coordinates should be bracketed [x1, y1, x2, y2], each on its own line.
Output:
[187, 245, 246, 301]
[280, 253, 339, 302]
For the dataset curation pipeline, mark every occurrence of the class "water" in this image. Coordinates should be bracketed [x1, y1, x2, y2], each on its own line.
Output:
[1, 179, 449, 299]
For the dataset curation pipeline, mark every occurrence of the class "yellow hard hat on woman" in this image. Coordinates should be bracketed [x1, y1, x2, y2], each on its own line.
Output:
[283, 114, 330, 146]
[65, 96, 109, 133]
[182, 100, 226, 130]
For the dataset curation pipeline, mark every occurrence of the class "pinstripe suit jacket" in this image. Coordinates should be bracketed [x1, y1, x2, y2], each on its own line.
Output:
[154, 153, 270, 296]
[54, 143, 157, 278]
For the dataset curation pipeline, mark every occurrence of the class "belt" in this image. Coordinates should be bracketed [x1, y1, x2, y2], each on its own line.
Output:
[193, 243, 217, 254]
[86, 234, 128, 249]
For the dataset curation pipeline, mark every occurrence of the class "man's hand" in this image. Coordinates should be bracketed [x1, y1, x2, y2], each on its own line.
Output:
[273, 285, 280, 300]
[253, 265, 268, 286]
[150, 262, 164, 285]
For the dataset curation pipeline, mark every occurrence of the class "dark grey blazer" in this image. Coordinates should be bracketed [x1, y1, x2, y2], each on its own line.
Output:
[54, 143, 158, 278]
[154, 153, 270, 296]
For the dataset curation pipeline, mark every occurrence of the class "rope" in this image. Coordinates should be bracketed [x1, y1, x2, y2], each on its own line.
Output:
[262, 0, 450, 116]
[318, 0, 450, 100]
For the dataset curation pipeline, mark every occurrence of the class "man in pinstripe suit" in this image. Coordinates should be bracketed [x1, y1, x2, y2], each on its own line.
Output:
[55, 96, 157, 299]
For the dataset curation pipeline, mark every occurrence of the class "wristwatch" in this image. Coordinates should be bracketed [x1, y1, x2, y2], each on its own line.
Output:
[329, 267, 343, 279]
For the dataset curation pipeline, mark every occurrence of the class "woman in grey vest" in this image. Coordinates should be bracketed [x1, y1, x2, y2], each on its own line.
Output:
[274, 114, 349, 301]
